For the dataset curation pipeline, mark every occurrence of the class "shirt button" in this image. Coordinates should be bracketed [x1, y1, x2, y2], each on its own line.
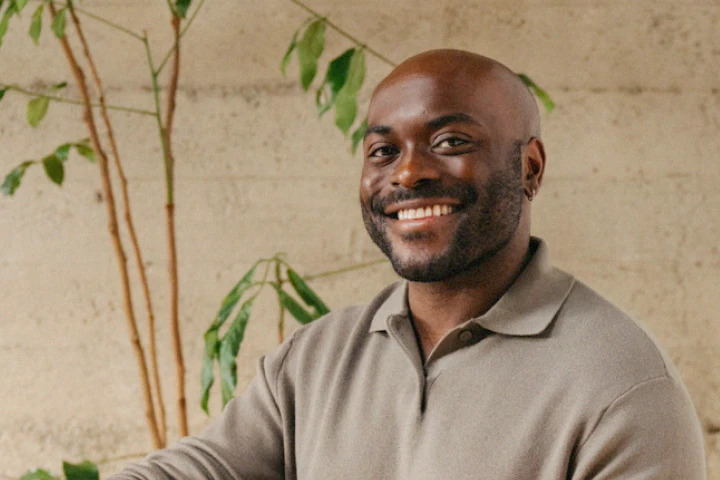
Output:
[459, 330, 473, 343]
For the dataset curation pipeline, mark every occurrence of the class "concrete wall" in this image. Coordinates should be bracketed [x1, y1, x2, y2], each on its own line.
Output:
[1, 0, 718, 477]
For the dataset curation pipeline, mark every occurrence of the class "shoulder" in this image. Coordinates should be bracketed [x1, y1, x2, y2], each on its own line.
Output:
[274, 281, 401, 368]
[554, 278, 684, 397]
[538, 277, 705, 471]
[571, 371, 706, 478]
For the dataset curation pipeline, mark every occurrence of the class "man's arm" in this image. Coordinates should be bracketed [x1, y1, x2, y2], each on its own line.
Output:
[108, 339, 294, 480]
[571, 375, 706, 479]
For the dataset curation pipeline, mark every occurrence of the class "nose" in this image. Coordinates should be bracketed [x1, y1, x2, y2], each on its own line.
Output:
[390, 147, 441, 188]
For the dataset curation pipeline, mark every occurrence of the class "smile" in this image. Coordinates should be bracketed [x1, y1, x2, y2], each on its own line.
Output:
[397, 204, 454, 220]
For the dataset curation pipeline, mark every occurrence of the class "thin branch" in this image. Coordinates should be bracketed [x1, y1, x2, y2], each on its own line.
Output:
[178, 0, 207, 38]
[275, 262, 285, 344]
[163, 13, 189, 438]
[3, 85, 156, 116]
[163, 17, 180, 187]
[94, 451, 149, 466]
[72, 5, 145, 41]
[166, 202, 187, 436]
[287, 0, 397, 68]
[142, 36, 174, 201]
[48, 0, 162, 450]
[157, 0, 207, 73]
[303, 258, 388, 281]
[67, 0, 168, 447]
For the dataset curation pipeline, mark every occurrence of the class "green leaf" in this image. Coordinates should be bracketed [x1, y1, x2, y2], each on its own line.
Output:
[287, 268, 329, 316]
[0, 4, 18, 49]
[517, 73, 555, 113]
[340, 48, 365, 95]
[280, 24, 302, 77]
[28, 4, 43, 44]
[219, 298, 254, 406]
[175, 0, 191, 18]
[274, 284, 316, 325]
[296, 19, 325, 90]
[19, 469, 59, 480]
[54, 143, 71, 161]
[334, 89, 357, 135]
[200, 327, 219, 414]
[51, 7, 66, 38]
[42, 154, 64, 185]
[201, 262, 259, 411]
[62, 461, 99, 480]
[334, 49, 365, 134]
[15, 0, 28, 12]
[315, 48, 354, 116]
[0, 86, 7, 102]
[2, 160, 34, 196]
[351, 118, 367, 154]
[74, 142, 95, 162]
[51, 81, 67, 91]
[27, 96, 49, 127]
[213, 263, 257, 329]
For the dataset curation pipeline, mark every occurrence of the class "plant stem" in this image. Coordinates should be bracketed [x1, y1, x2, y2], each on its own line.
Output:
[94, 451, 149, 466]
[287, 0, 397, 68]
[166, 202, 186, 436]
[66, 0, 168, 447]
[157, 0, 207, 74]
[3, 85, 156, 116]
[163, 19, 180, 192]
[275, 261, 285, 343]
[142, 39, 170, 199]
[72, 5, 144, 41]
[48, 0, 162, 450]
[303, 258, 388, 281]
[163, 12, 189, 438]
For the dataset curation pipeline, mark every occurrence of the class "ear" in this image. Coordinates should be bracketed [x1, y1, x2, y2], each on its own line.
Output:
[523, 137, 546, 192]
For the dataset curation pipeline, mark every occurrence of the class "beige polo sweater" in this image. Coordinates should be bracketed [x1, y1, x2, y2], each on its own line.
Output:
[111, 239, 706, 479]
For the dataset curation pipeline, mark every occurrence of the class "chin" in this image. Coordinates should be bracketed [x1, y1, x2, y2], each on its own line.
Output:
[389, 250, 463, 283]
[389, 233, 515, 283]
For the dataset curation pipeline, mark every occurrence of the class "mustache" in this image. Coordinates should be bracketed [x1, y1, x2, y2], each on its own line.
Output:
[370, 183, 479, 215]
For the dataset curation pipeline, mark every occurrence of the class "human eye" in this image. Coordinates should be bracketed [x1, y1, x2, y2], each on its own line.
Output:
[432, 135, 473, 153]
[435, 137, 467, 148]
[367, 144, 398, 158]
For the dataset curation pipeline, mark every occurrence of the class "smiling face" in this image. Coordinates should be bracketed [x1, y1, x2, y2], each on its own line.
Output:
[360, 51, 542, 283]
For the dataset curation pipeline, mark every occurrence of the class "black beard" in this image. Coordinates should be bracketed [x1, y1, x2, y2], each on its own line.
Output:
[361, 145, 524, 282]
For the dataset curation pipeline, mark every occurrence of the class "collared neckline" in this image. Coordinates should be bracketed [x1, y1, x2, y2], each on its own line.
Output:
[368, 237, 575, 336]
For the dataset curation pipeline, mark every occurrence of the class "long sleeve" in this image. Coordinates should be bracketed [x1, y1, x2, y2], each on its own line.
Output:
[570, 375, 706, 479]
[108, 338, 294, 480]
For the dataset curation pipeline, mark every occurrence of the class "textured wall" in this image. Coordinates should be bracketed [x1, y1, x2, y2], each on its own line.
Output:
[1, 0, 718, 477]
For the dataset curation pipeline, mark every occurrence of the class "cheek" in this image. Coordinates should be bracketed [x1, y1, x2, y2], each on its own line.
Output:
[444, 157, 490, 186]
[359, 168, 384, 203]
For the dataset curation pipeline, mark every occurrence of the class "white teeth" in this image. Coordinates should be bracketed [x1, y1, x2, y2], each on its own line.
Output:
[397, 204, 454, 220]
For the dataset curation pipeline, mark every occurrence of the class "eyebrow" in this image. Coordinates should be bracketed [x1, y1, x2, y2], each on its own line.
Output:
[364, 124, 392, 139]
[363, 113, 481, 140]
[427, 113, 480, 129]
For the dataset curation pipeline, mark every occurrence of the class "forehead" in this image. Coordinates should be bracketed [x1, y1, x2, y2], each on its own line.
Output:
[367, 72, 511, 132]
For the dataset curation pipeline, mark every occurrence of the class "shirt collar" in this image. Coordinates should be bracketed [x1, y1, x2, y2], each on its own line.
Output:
[368, 237, 575, 336]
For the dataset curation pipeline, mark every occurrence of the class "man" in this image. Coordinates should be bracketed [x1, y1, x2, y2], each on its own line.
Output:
[111, 50, 706, 479]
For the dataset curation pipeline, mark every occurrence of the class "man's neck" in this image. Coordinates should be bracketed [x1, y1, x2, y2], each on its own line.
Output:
[407, 235, 533, 359]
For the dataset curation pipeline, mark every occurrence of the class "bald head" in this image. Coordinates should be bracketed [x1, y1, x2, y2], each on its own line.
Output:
[372, 49, 541, 138]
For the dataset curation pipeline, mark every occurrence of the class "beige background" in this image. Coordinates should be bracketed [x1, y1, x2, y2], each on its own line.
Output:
[1, 0, 718, 477]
